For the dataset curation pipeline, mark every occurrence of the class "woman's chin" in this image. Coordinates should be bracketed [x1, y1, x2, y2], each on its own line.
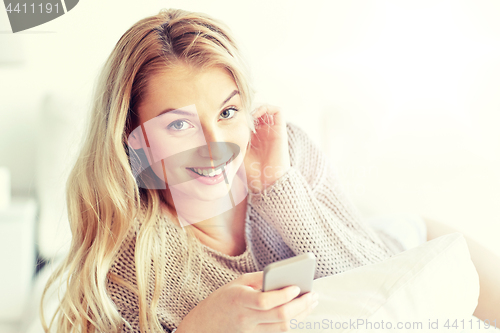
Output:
[170, 181, 233, 202]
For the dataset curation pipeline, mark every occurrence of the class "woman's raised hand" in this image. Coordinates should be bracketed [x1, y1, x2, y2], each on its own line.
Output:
[175, 271, 319, 333]
[244, 105, 291, 194]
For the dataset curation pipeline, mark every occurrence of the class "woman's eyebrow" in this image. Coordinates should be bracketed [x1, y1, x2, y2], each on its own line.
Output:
[155, 90, 239, 117]
[220, 90, 239, 108]
[156, 108, 197, 117]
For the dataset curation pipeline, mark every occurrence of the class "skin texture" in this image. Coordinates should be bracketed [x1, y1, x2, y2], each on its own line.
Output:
[424, 217, 500, 323]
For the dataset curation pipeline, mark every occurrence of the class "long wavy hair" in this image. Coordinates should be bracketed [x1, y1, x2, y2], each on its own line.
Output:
[40, 8, 255, 332]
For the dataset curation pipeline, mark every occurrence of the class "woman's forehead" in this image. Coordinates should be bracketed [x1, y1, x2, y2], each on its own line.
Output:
[149, 64, 235, 89]
[138, 66, 239, 118]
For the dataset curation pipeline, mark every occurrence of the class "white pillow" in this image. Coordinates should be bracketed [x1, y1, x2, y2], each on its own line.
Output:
[291, 232, 479, 332]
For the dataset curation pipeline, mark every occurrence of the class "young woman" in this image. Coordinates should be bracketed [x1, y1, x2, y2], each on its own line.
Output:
[40, 7, 500, 333]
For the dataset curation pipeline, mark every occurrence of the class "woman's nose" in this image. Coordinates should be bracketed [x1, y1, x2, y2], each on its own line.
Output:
[198, 127, 230, 161]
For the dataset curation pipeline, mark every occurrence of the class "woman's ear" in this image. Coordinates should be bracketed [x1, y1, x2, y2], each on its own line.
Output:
[127, 125, 145, 150]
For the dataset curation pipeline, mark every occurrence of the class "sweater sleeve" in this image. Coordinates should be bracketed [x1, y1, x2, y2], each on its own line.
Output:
[248, 123, 404, 279]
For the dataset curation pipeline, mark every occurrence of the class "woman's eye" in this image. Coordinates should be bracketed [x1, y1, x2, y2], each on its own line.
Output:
[167, 120, 191, 131]
[219, 107, 238, 120]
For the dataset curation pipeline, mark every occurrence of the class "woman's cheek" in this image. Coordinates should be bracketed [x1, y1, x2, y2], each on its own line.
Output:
[230, 120, 251, 152]
[147, 132, 190, 163]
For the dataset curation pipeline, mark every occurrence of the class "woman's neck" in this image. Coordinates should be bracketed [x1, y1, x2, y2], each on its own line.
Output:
[191, 196, 248, 246]
[160, 187, 248, 245]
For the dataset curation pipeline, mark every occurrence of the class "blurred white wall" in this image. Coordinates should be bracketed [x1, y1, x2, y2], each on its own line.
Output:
[0, 0, 499, 256]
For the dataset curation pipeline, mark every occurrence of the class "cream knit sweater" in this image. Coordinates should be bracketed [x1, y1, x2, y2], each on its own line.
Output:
[107, 123, 405, 332]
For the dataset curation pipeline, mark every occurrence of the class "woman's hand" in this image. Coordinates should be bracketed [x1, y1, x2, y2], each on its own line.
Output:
[175, 271, 319, 333]
[244, 105, 291, 194]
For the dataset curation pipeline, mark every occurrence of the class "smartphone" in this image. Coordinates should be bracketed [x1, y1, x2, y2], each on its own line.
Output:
[262, 252, 316, 297]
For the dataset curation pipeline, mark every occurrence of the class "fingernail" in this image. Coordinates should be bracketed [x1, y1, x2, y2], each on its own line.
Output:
[312, 292, 319, 301]
[311, 300, 319, 308]
[290, 286, 301, 296]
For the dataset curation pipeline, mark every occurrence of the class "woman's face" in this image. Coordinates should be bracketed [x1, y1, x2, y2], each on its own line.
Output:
[129, 64, 251, 204]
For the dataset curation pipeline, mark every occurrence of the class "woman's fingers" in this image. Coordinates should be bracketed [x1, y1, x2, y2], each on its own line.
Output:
[256, 292, 317, 323]
[244, 285, 301, 311]
[253, 322, 293, 333]
[253, 293, 318, 332]
[234, 273, 319, 331]
[237, 271, 264, 290]
[292, 297, 319, 322]
[252, 104, 271, 119]
[252, 105, 283, 127]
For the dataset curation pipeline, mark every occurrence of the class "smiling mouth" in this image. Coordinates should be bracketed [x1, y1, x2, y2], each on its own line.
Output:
[186, 155, 234, 177]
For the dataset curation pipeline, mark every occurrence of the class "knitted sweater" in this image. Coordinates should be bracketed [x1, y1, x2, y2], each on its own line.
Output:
[107, 122, 405, 332]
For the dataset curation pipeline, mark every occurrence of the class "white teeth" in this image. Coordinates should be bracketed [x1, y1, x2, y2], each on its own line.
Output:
[190, 163, 228, 177]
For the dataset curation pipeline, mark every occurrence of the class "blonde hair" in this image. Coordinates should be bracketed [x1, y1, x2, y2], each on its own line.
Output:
[41, 8, 255, 333]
